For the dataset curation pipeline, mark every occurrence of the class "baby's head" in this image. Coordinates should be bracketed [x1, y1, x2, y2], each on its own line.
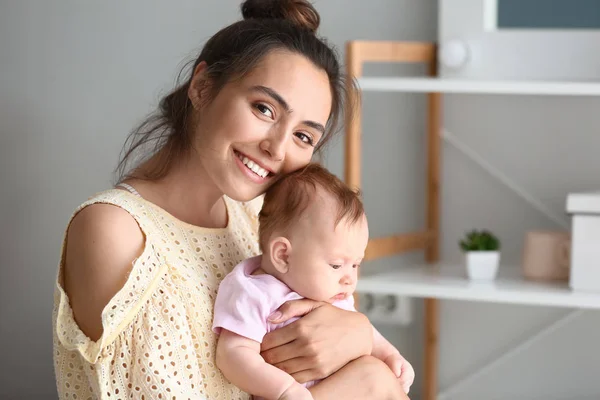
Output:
[258, 163, 368, 303]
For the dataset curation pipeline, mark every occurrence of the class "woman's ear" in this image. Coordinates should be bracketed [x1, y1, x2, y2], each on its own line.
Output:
[188, 61, 210, 110]
[269, 237, 292, 274]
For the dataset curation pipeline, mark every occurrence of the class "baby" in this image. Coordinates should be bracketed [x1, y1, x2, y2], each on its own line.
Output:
[212, 163, 413, 400]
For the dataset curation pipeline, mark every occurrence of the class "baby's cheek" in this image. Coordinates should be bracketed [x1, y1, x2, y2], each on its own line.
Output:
[298, 278, 324, 300]
[308, 280, 330, 301]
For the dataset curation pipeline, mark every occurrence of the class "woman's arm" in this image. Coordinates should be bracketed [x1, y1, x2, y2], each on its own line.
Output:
[309, 355, 409, 400]
[260, 300, 373, 383]
[63, 204, 145, 340]
[216, 330, 312, 399]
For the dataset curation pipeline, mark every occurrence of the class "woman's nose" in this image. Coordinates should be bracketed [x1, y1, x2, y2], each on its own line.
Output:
[259, 128, 288, 161]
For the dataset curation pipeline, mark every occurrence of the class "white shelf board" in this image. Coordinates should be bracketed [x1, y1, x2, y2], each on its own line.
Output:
[357, 263, 600, 309]
[357, 77, 600, 96]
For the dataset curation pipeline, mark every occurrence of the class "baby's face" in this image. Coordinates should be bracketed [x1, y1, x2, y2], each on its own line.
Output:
[281, 194, 369, 303]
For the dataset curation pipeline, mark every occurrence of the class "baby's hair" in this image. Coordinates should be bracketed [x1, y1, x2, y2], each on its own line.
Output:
[258, 163, 364, 252]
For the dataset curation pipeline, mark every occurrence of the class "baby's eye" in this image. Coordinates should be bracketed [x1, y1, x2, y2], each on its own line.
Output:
[353, 264, 360, 269]
[330, 264, 342, 270]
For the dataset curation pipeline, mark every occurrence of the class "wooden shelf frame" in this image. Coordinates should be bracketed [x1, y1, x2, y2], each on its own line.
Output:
[344, 40, 441, 400]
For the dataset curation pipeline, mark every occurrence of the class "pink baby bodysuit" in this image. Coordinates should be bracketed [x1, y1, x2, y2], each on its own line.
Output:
[212, 255, 355, 396]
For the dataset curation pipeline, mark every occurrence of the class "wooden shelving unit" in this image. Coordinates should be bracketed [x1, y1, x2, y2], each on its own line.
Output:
[344, 40, 441, 400]
[344, 40, 600, 400]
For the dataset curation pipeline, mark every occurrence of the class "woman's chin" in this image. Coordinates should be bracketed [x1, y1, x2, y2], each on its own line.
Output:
[223, 166, 275, 202]
[224, 185, 265, 203]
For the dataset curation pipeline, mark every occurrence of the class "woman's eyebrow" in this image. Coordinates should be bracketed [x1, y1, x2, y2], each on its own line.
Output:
[249, 85, 325, 134]
[250, 85, 291, 112]
[304, 120, 325, 135]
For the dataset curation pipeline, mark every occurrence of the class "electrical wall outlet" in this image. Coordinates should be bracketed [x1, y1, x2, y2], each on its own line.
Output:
[357, 293, 413, 326]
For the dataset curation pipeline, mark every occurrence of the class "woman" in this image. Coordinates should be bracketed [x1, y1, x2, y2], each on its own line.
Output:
[53, 1, 409, 399]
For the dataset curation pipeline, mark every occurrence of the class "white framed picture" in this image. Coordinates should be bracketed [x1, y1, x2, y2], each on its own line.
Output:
[438, 0, 600, 80]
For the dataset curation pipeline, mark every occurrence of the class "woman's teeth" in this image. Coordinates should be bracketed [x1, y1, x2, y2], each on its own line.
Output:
[238, 153, 269, 178]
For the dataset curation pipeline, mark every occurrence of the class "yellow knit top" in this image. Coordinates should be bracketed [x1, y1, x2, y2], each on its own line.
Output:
[52, 188, 263, 399]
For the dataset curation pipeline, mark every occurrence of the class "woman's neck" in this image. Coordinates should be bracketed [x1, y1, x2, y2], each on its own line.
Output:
[129, 155, 227, 229]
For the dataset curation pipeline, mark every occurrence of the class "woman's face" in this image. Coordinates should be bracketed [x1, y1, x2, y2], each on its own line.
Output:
[190, 50, 333, 202]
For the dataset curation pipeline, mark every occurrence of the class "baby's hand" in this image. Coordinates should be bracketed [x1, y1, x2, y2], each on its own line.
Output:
[279, 382, 313, 400]
[383, 353, 415, 394]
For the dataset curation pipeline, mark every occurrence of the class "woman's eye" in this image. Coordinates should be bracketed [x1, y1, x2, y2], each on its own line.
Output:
[295, 132, 314, 146]
[255, 103, 273, 118]
[330, 264, 342, 270]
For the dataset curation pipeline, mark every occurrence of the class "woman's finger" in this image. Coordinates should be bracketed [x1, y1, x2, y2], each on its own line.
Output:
[290, 368, 319, 384]
[261, 338, 304, 364]
[260, 322, 299, 353]
[267, 298, 325, 324]
[274, 356, 313, 375]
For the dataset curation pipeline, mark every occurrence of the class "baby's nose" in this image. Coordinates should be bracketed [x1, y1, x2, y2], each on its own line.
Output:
[340, 273, 354, 285]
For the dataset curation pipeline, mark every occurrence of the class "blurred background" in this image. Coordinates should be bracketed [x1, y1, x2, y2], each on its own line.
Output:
[2, 1, 599, 399]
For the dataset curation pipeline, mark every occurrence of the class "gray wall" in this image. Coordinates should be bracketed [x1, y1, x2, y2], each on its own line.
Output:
[437, 94, 600, 400]
[0, 1, 436, 398]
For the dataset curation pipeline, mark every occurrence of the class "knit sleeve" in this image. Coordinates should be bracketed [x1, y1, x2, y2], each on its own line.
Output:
[53, 191, 169, 364]
[53, 257, 215, 399]
[54, 242, 168, 364]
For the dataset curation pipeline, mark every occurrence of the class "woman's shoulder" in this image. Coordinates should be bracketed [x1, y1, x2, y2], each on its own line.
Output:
[57, 188, 158, 341]
[66, 188, 163, 241]
[71, 189, 141, 228]
[66, 191, 147, 283]
[75, 187, 148, 216]
[65, 188, 148, 253]
[64, 189, 151, 273]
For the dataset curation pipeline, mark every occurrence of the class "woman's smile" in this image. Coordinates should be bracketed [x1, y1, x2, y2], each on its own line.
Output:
[234, 149, 274, 183]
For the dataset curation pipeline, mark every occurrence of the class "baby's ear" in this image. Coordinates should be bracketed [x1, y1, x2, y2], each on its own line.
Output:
[270, 237, 292, 274]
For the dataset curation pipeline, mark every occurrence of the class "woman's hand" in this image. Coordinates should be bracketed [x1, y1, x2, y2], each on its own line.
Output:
[260, 299, 373, 383]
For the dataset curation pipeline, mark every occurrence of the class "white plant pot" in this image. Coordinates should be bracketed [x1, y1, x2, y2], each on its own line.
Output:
[465, 251, 500, 281]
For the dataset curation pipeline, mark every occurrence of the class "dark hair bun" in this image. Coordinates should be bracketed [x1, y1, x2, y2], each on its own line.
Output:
[241, 0, 320, 33]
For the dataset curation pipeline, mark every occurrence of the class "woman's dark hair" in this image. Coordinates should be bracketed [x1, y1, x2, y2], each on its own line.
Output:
[116, 0, 356, 182]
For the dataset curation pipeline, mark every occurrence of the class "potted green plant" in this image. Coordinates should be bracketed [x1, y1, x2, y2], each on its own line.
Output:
[459, 229, 501, 281]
